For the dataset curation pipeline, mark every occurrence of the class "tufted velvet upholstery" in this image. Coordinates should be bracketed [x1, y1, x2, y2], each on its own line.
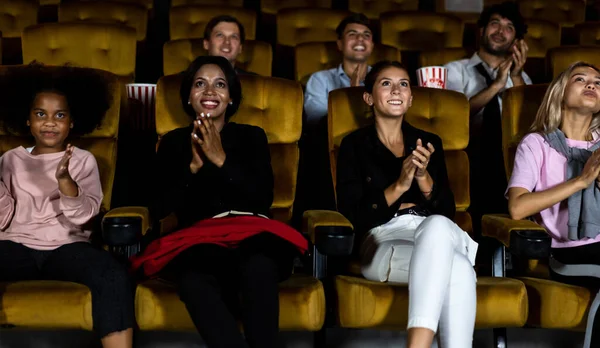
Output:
[524, 19, 561, 58]
[21, 22, 137, 80]
[171, 0, 244, 6]
[294, 42, 400, 86]
[418, 47, 469, 68]
[92, 0, 153, 10]
[348, 0, 419, 19]
[380, 11, 463, 51]
[58, 1, 148, 41]
[39, 0, 60, 5]
[518, 0, 585, 27]
[548, 46, 600, 79]
[163, 38, 272, 76]
[276, 8, 351, 47]
[261, 0, 332, 15]
[577, 22, 600, 45]
[169, 5, 256, 41]
[0, 0, 38, 38]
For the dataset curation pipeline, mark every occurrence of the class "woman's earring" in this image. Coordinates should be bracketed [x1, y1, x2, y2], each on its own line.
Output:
[188, 101, 191, 104]
[229, 101, 233, 105]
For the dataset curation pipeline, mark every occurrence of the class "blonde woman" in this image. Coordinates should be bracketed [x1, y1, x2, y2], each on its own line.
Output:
[508, 61, 600, 347]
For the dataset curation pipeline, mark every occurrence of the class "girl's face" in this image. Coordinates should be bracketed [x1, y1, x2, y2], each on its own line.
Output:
[27, 92, 73, 152]
[188, 63, 232, 119]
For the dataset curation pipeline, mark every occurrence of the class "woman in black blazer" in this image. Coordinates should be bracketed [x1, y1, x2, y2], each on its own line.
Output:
[336, 61, 478, 348]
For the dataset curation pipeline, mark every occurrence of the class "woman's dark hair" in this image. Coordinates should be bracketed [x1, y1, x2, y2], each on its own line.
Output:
[0, 63, 112, 136]
[180, 55, 242, 121]
[203, 15, 246, 44]
[364, 60, 410, 94]
[335, 13, 372, 39]
[477, 1, 527, 39]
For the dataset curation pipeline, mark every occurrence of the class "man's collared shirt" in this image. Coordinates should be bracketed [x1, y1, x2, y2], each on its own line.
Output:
[304, 64, 371, 125]
[445, 53, 532, 129]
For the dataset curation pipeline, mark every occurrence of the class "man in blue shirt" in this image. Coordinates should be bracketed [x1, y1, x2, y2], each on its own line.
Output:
[303, 13, 374, 124]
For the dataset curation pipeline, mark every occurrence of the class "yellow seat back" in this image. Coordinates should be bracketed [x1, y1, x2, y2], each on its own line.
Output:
[276, 8, 351, 47]
[348, 0, 419, 19]
[22, 22, 137, 81]
[548, 46, 600, 79]
[518, 0, 585, 27]
[0, 0, 38, 38]
[169, 5, 256, 40]
[155, 74, 303, 223]
[380, 11, 463, 51]
[577, 22, 600, 45]
[261, 0, 332, 15]
[328, 86, 470, 212]
[58, 1, 148, 41]
[295, 42, 400, 85]
[0, 65, 121, 212]
[525, 19, 561, 59]
[500, 84, 549, 177]
[163, 39, 272, 76]
[171, 0, 244, 6]
[418, 47, 470, 68]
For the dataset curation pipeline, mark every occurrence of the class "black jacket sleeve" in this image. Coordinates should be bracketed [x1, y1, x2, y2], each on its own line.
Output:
[420, 135, 456, 219]
[336, 135, 403, 234]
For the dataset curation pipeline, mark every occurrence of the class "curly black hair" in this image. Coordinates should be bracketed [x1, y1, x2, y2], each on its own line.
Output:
[478, 1, 528, 39]
[0, 63, 113, 137]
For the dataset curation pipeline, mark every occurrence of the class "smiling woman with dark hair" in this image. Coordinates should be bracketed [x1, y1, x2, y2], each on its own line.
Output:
[132, 55, 306, 348]
[336, 60, 478, 348]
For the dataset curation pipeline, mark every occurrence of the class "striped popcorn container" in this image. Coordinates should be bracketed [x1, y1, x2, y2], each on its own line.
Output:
[416, 66, 447, 89]
[126, 83, 156, 130]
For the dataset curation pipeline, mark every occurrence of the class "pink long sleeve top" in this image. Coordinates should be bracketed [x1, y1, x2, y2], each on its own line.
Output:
[0, 146, 103, 250]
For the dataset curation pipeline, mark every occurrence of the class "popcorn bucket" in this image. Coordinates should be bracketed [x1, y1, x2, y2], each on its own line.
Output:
[416, 66, 447, 89]
[126, 83, 156, 130]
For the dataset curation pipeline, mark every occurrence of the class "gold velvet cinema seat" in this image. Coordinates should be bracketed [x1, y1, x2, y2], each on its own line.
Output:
[576, 22, 600, 46]
[294, 42, 400, 86]
[482, 83, 595, 333]
[0, 65, 149, 331]
[518, 0, 585, 28]
[169, 5, 257, 41]
[0, 0, 38, 64]
[134, 73, 331, 333]
[547, 46, 600, 79]
[522, 19, 561, 83]
[163, 38, 272, 76]
[171, 0, 244, 7]
[418, 47, 470, 69]
[21, 22, 137, 83]
[327, 86, 528, 347]
[348, 0, 419, 19]
[58, 1, 148, 41]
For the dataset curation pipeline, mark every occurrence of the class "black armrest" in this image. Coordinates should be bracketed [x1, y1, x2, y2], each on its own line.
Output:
[102, 207, 150, 247]
[509, 229, 551, 259]
[303, 210, 355, 256]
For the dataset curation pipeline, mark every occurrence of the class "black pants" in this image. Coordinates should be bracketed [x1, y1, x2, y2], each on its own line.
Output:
[551, 243, 600, 347]
[0, 240, 135, 338]
[164, 233, 296, 348]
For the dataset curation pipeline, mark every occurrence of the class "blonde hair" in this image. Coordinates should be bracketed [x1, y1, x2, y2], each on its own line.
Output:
[530, 61, 600, 138]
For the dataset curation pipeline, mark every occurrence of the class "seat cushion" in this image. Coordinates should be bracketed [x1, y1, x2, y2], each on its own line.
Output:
[335, 275, 527, 329]
[519, 277, 591, 330]
[135, 274, 325, 331]
[0, 281, 92, 330]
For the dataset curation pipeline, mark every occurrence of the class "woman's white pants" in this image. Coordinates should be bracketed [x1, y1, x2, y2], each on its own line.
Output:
[360, 214, 478, 348]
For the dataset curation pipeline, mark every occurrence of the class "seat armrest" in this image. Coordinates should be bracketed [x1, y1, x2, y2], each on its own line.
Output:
[302, 210, 354, 256]
[482, 214, 551, 259]
[102, 206, 150, 246]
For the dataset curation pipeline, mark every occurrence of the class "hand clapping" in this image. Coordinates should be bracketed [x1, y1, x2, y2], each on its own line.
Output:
[55, 144, 74, 180]
[412, 139, 435, 178]
[191, 113, 226, 169]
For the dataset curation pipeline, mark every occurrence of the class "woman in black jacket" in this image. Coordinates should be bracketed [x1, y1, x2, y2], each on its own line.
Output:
[153, 56, 297, 348]
[336, 61, 478, 348]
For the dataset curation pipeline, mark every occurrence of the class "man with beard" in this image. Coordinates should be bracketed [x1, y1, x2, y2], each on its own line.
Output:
[445, 1, 530, 233]
[304, 13, 374, 124]
[203, 15, 256, 75]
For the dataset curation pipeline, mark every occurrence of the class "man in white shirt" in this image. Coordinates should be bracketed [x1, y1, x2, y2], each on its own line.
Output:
[445, 1, 530, 231]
